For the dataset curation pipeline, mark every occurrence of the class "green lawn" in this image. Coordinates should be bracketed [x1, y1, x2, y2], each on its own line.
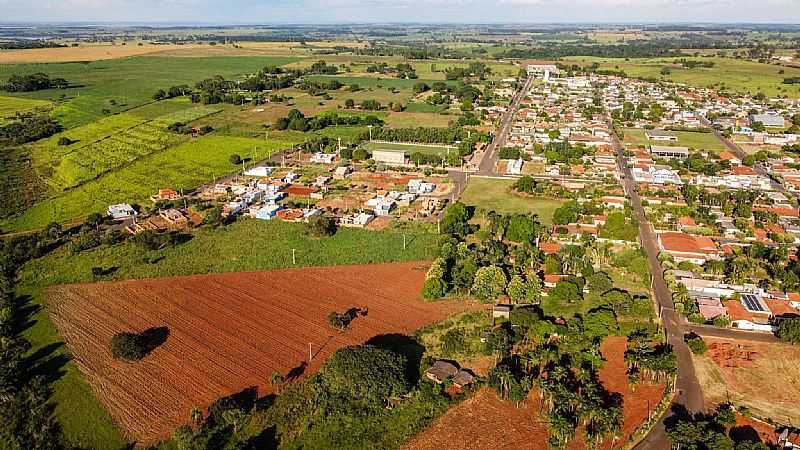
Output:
[1, 135, 301, 232]
[317, 125, 368, 145]
[461, 177, 564, 225]
[0, 94, 51, 123]
[623, 128, 727, 153]
[17, 219, 439, 449]
[385, 111, 454, 128]
[0, 55, 301, 128]
[565, 56, 800, 98]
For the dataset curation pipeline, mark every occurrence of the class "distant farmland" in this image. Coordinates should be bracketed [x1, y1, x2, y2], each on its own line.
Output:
[48, 261, 477, 444]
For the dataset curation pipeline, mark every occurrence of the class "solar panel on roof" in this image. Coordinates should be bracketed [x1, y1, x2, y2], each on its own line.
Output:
[741, 294, 765, 312]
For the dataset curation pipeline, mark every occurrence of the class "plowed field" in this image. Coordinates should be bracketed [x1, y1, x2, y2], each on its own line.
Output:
[48, 261, 475, 444]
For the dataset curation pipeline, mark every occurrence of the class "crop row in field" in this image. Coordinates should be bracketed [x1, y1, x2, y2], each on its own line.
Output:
[1, 135, 301, 232]
[54, 123, 186, 188]
[150, 104, 223, 125]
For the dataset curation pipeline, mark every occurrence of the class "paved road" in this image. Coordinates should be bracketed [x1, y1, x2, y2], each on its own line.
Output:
[612, 131, 705, 450]
[477, 74, 534, 175]
[686, 324, 780, 343]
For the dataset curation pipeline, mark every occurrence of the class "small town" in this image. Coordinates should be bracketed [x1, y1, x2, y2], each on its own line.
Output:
[3, 12, 800, 450]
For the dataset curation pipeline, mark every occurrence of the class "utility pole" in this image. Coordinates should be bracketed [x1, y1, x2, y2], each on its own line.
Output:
[292, 248, 296, 265]
[308, 342, 312, 362]
[403, 234, 406, 251]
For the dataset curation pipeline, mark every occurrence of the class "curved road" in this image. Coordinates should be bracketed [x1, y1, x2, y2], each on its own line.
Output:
[612, 131, 705, 450]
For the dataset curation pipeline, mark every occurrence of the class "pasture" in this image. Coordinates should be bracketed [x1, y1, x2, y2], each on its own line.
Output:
[0, 55, 301, 128]
[565, 56, 800, 98]
[1, 135, 299, 232]
[385, 111, 454, 128]
[460, 177, 564, 225]
[0, 94, 51, 123]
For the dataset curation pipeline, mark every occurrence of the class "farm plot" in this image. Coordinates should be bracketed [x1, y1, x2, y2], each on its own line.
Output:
[47, 261, 475, 444]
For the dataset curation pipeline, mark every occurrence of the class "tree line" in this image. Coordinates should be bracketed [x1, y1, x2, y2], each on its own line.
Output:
[1, 73, 68, 92]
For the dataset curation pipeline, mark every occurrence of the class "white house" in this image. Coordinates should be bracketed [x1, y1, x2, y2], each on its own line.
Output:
[107, 203, 138, 221]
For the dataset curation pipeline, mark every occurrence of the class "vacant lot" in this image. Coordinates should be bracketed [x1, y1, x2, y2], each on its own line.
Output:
[622, 128, 727, 153]
[365, 141, 456, 158]
[385, 111, 455, 128]
[48, 261, 473, 444]
[461, 177, 564, 225]
[693, 337, 800, 424]
[405, 337, 659, 450]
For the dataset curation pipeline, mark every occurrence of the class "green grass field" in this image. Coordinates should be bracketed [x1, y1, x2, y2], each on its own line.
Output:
[0, 94, 51, 123]
[622, 128, 728, 152]
[317, 125, 368, 145]
[1, 135, 301, 232]
[565, 56, 800, 98]
[365, 140, 455, 158]
[460, 177, 564, 225]
[385, 111, 454, 128]
[17, 219, 439, 449]
[0, 55, 301, 128]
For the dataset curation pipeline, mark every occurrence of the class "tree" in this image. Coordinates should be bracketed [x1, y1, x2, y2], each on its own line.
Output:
[229, 154, 242, 165]
[110, 332, 147, 361]
[269, 371, 285, 394]
[583, 307, 619, 338]
[552, 201, 580, 225]
[549, 280, 582, 304]
[471, 265, 507, 302]
[319, 346, 409, 404]
[778, 318, 800, 344]
[422, 277, 448, 299]
[344, 98, 355, 108]
[441, 201, 472, 238]
[587, 271, 613, 294]
[57, 136, 73, 146]
[305, 215, 336, 238]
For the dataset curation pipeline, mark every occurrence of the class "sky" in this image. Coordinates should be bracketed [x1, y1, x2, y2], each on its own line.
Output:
[1, 0, 800, 24]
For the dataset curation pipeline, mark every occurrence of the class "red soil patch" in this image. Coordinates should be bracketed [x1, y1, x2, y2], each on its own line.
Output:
[48, 262, 475, 444]
[731, 414, 777, 446]
[707, 340, 759, 369]
[276, 208, 304, 221]
[404, 337, 662, 450]
[597, 336, 666, 449]
[403, 387, 584, 450]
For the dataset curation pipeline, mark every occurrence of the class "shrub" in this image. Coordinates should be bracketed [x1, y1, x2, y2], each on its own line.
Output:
[57, 136, 73, 146]
[422, 277, 448, 300]
[229, 154, 242, 165]
[687, 336, 708, 355]
[305, 215, 336, 238]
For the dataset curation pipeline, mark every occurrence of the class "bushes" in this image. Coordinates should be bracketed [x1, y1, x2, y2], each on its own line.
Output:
[687, 336, 708, 355]
[778, 318, 800, 344]
[305, 215, 337, 238]
[109, 327, 169, 361]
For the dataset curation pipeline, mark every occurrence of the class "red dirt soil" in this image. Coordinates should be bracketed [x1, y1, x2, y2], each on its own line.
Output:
[597, 336, 666, 450]
[402, 387, 583, 450]
[48, 261, 475, 444]
[404, 337, 664, 450]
